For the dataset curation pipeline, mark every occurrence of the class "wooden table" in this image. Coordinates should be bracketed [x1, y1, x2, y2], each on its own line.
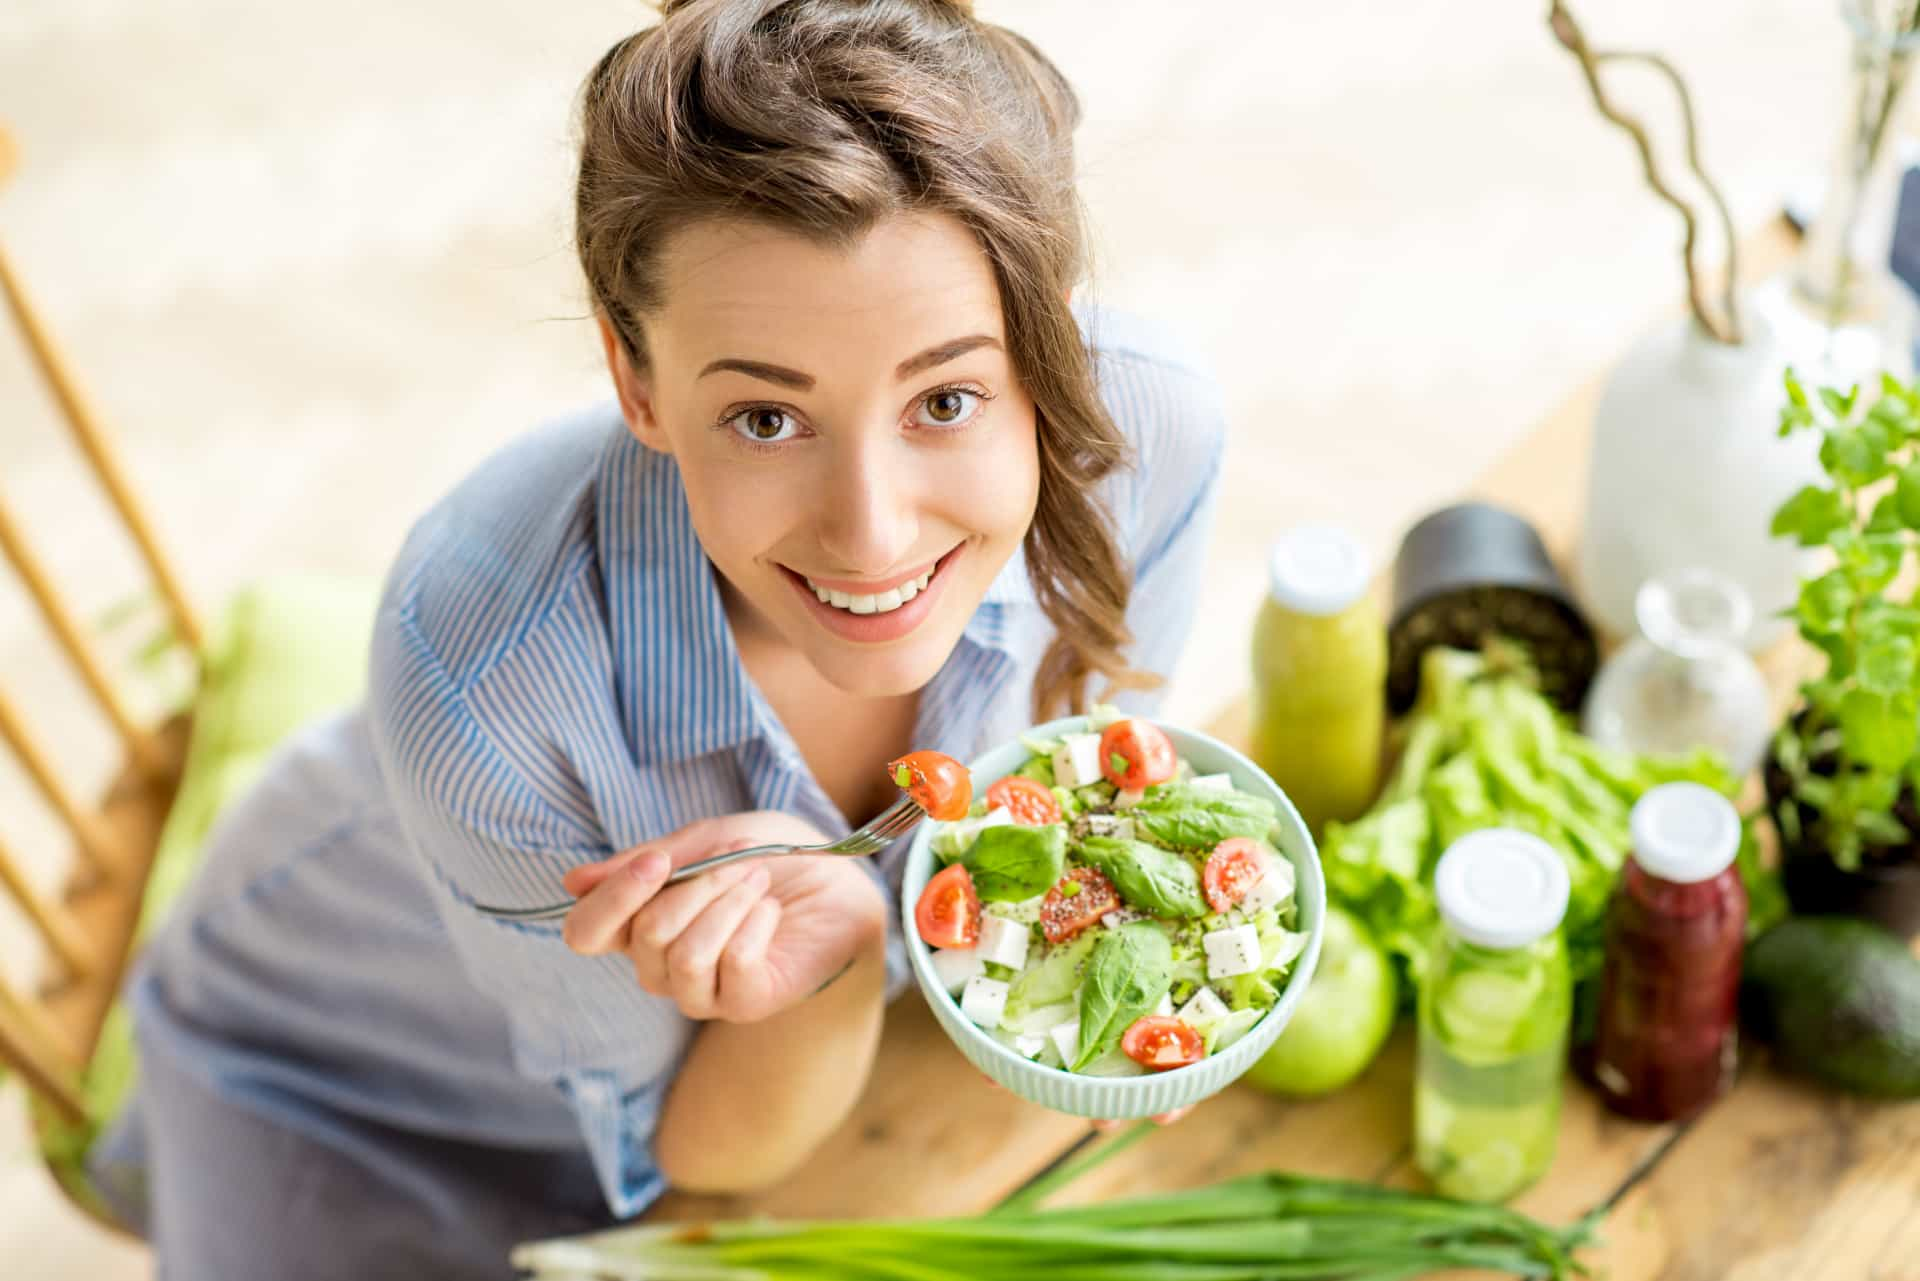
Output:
[647, 224, 1920, 1280]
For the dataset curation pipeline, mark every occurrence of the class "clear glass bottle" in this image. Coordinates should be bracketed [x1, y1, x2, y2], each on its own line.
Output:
[1591, 784, 1748, 1123]
[1250, 525, 1385, 836]
[1416, 829, 1572, 1204]
[1580, 569, 1773, 777]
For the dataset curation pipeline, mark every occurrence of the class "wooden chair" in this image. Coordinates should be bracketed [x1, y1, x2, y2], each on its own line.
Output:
[0, 122, 201, 1222]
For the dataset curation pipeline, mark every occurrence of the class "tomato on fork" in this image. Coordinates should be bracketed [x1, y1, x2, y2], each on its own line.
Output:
[888, 750, 972, 821]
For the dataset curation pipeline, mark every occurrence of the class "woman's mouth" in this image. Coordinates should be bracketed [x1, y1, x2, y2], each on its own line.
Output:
[780, 545, 965, 643]
[802, 568, 934, 616]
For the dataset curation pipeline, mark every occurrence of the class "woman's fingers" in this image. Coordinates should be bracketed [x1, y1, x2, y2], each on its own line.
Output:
[667, 867, 771, 1018]
[715, 897, 782, 1021]
[562, 851, 671, 954]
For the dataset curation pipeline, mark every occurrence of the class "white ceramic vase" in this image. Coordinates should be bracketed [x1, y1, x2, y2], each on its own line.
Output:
[1577, 307, 1821, 651]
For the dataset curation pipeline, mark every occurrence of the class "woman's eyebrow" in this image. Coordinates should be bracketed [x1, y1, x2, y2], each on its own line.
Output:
[697, 358, 814, 390]
[696, 334, 1001, 390]
[896, 334, 1001, 380]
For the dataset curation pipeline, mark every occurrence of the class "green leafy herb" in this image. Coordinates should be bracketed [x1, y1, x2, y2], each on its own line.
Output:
[1130, 785, 1277, 848]
[1772, 367, 1920, 870]
[1079, 835, 1207, 918]
[962, 824, 1067, 902]
[1074, 923, 1174, 1070]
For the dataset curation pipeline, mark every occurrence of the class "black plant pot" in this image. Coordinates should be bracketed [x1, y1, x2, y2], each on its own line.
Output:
[1762, 740, 1920, 940]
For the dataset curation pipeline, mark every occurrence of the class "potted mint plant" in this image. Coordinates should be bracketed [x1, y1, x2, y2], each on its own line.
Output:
[1766, 369, 1920, 938]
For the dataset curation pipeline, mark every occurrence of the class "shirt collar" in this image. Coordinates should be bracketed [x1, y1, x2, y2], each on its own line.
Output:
[597, 428, 1032, 769]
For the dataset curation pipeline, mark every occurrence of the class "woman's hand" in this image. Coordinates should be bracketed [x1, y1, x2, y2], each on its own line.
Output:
[560, 812, 887, 1023]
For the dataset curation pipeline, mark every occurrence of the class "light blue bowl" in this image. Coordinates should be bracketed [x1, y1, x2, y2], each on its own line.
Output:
[901, 715, 1325, 1119]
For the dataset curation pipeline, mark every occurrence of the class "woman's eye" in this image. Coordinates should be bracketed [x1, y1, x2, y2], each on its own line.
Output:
[914, 388, 983, 429]
[727, 407, 801, 445]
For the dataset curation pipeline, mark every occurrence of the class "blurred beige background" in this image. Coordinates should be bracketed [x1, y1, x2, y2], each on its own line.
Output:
[0, 1, 1857, 1276]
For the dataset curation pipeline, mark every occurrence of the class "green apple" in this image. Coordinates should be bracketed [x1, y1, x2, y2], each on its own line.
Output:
[1242, 905, 1396, 1097]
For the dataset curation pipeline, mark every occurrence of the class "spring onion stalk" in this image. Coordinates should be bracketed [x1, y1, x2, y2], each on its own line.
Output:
[510, 1172, 1600, 1281]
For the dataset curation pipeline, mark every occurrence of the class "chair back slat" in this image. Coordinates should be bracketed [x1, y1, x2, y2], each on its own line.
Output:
[0, 831, 94, 979]
[0, 120, 195, 1156]
[0, 238, 205, 659]
[0, 496, 170, 778]
[0, 974, 85, 1125]
[0, 685, 125, 877]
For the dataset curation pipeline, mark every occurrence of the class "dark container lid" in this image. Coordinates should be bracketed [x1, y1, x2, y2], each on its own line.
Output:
[1387, 502, 1598, 713]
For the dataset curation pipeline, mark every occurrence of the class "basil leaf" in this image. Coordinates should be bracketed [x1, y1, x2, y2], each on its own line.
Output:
[1073, 923, 1174, 1070]
[1131, 784, 1276, 848]
[1080, 835, 1207, 918]
[961, 824, 1067, 901]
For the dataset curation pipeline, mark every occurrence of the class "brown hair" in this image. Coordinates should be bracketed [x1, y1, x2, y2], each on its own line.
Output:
[575, 0, 1160, 718]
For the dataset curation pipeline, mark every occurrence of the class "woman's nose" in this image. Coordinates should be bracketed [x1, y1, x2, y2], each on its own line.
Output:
[814, 441, 920, 577]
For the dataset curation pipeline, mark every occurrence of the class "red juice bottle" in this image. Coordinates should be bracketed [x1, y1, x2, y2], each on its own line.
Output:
[1591, 782, 1747, 1122]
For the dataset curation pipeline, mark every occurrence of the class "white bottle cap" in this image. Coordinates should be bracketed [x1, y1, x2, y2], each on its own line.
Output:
[1629, 782, 1741, 884]
[1267, 525, 1370, 616]
[1435, 829, 1571, 950]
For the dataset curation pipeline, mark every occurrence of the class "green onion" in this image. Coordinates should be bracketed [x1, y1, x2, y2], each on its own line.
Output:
[511, 1171, 1601, 1281]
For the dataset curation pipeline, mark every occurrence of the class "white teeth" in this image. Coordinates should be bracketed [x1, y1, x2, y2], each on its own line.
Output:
[804, 565, 936, 617]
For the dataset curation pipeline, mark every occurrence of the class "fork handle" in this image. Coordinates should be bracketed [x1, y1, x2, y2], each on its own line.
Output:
[472, 841, 791, 922]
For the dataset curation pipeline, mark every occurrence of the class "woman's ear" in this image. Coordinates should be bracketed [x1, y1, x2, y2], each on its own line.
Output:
[597, 313, 671, 453]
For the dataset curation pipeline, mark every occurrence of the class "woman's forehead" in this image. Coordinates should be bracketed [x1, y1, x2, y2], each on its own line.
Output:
[650, 213, 1007, 376]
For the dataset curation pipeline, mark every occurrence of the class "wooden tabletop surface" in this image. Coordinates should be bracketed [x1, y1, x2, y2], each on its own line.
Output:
[647, 222, 1920, 1281]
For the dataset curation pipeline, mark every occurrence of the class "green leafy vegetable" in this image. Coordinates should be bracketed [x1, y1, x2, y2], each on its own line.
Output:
[513, 1170, 1602, 1280]
[1772, 367, 1920, 870]
[962, 824, 1067, 902]
[1130, 784, 1277, 848]
[1079, 835, 1207, 918]
[1322, 646, 1785, 1029]
[1005, 931, 1097, 1023]
[1074, 923, 1173, 1070]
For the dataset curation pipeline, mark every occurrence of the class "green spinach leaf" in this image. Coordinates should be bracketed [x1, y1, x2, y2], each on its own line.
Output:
[962, 824, 1067, 902]
[1073, 923, 1174, 1070]
[1079, 835, 1207, 918]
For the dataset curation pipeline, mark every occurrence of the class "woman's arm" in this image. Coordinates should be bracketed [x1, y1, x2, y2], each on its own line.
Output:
[562, 821, 895, 1194]
[653, 910, 886, 1191]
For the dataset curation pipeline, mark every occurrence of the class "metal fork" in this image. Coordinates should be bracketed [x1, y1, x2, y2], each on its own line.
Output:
[471, 793, 927, 921]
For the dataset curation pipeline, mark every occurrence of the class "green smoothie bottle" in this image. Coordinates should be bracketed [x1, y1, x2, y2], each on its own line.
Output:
[1416, 829, 1573, 1204]
[1250, 525, 1386, 835]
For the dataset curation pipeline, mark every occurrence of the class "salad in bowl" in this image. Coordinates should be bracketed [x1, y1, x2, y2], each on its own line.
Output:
[901, 709, 1325, 1118]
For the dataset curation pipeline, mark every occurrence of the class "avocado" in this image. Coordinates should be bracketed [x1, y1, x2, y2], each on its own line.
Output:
[1742, 917, 1920, 1098]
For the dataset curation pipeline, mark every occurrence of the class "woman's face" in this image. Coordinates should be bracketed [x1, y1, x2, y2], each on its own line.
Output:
[603, 212, 1041, 699]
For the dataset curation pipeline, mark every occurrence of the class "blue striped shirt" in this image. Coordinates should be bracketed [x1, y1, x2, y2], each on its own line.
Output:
[123, 306, 1225, 1217]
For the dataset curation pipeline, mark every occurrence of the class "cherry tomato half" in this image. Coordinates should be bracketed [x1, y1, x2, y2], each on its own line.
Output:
[1099, 719, 1177, 792]
[1204, 837, 1268, 913]
[1121, 1016, 1205, 1071]
[985, 775, 1062, 826]
[1039, 866, 1120, 944]
[888, 750, 973, 821]
[914, 863, 981, 948]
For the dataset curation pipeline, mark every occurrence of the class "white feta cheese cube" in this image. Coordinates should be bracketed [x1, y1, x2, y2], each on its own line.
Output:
[1153, 993, 1175, 1018]
[1051, 733, 1105, 788]
[1188, 773, 1235, 793]
[1049, 1018, 1081, 1064]
[1114, 788, 1146, 809]
[929, 946, 985, 994]
[959, 975, 1011, 1030]
[977, 915, 1031, 970]
[1239, 855, 1296, 916]
[1081, 814, 1136, 841]
[1177, 987, 1231, 1024]
[1204, 924, 1263, 980]
[1013, 1032, 1047, 1059]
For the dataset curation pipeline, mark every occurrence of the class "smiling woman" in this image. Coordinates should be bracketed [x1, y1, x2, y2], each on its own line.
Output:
[81, 3, 1228, 1278]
